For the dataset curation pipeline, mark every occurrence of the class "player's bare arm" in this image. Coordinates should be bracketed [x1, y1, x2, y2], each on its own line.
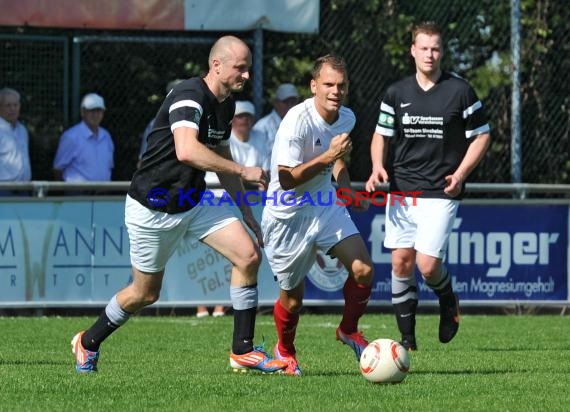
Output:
[365, 132, 389, 192]
[173, 126, 267, 187]
[333, 158, 350, 189]
[208, 145, 264, 247]
[334, 159, 369, 212]
[278, 132, 352, 190]
[444, 132, 490, 197]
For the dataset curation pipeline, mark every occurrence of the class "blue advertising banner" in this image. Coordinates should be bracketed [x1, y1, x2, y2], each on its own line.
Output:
[0, 200, 568, 307]
[305, 203, 569, 305]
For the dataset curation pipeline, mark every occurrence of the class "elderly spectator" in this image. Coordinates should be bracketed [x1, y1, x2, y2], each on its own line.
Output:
[205, 100, 270, 190]
[0, 87, 31, 183]
[252, 83, 300, 153]
[53, 93, 114, 182]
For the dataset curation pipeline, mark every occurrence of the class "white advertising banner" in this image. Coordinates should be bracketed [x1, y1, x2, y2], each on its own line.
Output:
[184, 0, 319, 33]
[0, 199, 279, 307]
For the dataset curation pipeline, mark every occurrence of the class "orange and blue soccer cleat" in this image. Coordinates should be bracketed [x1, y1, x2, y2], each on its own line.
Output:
[336, 327, 369, 361]
[229, 344, 287, 373]
[274, 343, 302, 376]
[439, 293, 460, 343]
[71, 331, 99, 373]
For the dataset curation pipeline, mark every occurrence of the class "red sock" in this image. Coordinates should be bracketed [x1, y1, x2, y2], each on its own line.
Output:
[339, 276, 371, 334]
[273, 298, 299, 356]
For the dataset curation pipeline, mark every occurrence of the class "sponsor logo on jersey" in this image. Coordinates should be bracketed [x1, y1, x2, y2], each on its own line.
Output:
[401, 113, 443, 126]
[379, 113, 394, 127]
[206, 129, 227, 147]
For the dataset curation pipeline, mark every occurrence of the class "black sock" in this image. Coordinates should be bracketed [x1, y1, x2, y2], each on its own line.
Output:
[232, 307, 256, 355]
[434, 282, 455, 306]
[393, 299, 418, 338]
[81, 311, 120, 352]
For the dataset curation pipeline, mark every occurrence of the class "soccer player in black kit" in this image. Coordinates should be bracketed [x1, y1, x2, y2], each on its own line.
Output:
[71, 36, 287, 374]
[366, 22, 491, 351]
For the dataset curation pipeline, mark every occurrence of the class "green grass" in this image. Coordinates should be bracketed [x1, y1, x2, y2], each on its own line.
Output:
[0, 314, 568, 411]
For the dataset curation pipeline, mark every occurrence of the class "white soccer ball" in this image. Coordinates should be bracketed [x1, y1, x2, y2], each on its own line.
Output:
[359, 338, 410, 383]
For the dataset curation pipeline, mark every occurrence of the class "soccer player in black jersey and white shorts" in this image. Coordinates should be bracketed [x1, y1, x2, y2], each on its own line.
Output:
[71, 36, 287, 374]
[366, 22, 491, 351]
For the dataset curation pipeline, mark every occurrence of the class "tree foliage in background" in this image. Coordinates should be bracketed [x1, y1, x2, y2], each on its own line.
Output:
[1, 0, 567, 183]
[264, 0, 568, 183]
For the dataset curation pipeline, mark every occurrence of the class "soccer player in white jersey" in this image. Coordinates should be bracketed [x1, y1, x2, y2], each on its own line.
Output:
[262, 55, 374, 375]
[366, 22, 491, 351]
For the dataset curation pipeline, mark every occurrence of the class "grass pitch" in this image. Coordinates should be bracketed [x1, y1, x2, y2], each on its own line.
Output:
[0, 313, 568, 411]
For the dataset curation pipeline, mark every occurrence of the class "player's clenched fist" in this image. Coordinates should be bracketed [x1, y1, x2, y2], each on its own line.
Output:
[241, 166, 268, 190]
[328, 132, 352, 160]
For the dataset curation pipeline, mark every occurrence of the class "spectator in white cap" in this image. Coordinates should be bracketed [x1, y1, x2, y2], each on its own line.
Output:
[230, 101, 270, 175]
[252, 83, 300, 153]
[53, 92, 114, 183]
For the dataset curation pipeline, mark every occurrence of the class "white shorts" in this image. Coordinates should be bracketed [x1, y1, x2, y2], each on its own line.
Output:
[125, 195, 238, 273]
[262, 205, 359, 290]
[383, 195, 459, 259]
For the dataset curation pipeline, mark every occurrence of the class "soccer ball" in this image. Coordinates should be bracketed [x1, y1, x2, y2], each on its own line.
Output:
[359, 338, 410, 383]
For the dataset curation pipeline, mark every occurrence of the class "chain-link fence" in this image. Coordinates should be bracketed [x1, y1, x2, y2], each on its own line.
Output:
[264, 0, 569, 184]
[1, 0, 568, 184]
[0, 34, 68, 181]
[73, 35, 221, 180]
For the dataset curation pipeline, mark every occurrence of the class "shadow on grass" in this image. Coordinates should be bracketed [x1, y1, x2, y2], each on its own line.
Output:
[299, 371, 364, 377]
[412, 368, 570, 375]
[0, 358, 67, 366]
[476, 347, 570, 352]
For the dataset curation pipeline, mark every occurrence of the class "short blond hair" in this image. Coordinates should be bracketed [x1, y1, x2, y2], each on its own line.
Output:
[412, 21, 442, 44]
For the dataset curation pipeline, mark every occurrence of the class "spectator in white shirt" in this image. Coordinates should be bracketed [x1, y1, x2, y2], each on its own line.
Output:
[205, 100, 270, 190]
[252, 83, 299, 154]
[0, 88, 31, 183]
[53, 93, 114, 182]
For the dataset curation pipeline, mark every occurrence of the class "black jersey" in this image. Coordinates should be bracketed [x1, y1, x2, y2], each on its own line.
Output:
[128, 77, 234, 214]
[376, 72, 490, 199]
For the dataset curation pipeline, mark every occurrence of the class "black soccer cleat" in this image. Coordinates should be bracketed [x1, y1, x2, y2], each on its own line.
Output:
[400, 335, 417, 352]
[439, 293, 460, 343]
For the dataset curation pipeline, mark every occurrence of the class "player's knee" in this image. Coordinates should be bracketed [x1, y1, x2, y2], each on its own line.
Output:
[288, 301, 302, 313]
[142, 290, 161, 305]
[235, 247, 261, 276]
[416, 253, 441, 279]
[418, 263, 440, 280]
[129, 289, 160, 307]
[392, 257, 414, 275]
[352, 261, 374, 286]
[283, 296, 303, 313]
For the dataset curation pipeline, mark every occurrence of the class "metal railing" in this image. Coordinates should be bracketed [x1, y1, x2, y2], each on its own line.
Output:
[1, 182, 569, 199]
